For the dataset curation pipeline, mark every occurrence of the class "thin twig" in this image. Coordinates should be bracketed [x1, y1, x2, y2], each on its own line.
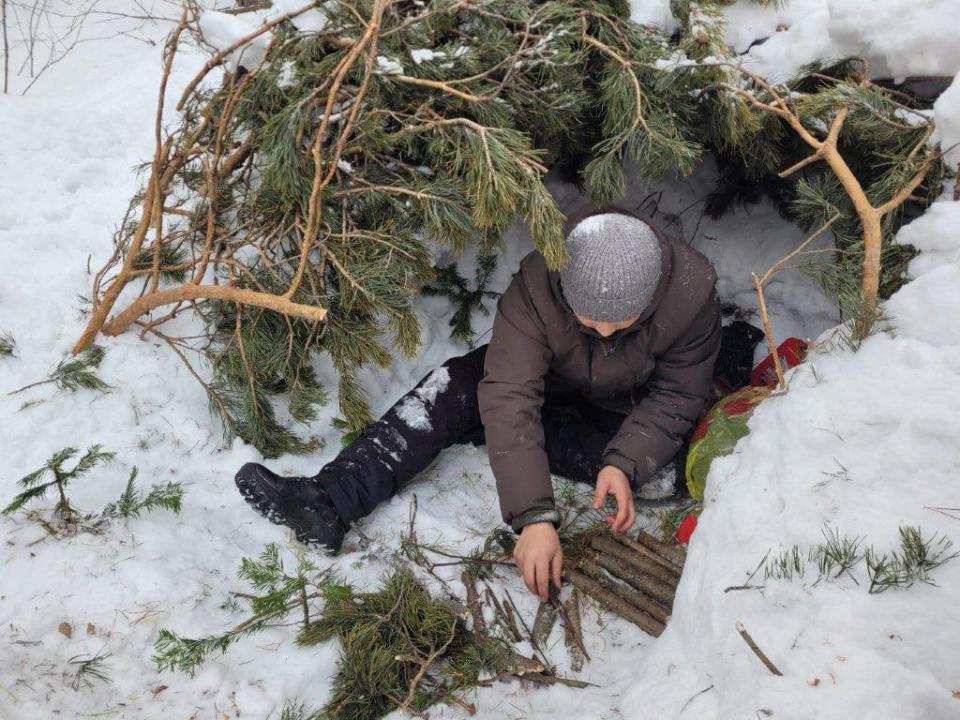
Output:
[736, 621, 783, 676]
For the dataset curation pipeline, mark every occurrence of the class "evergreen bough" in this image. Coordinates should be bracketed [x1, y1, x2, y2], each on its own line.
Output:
[305, 568, 512, 720]
[8, 345, 110, 397]
[154, 543, 514, 720]
[72, 0, 944, 455]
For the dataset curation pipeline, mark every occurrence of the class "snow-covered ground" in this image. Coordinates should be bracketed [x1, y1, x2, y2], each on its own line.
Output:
[1, 1, 958, 719]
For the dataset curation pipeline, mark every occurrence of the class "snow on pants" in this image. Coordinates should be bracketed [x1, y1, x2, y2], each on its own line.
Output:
[320, 345, 647, 526]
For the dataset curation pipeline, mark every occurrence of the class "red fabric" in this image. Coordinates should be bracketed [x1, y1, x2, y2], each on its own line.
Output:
[751, 338, 808, 388]
[676, 515, 698, 545]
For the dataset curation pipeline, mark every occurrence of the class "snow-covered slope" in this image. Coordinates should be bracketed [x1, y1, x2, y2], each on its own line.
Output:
[1, 2, 958, 719]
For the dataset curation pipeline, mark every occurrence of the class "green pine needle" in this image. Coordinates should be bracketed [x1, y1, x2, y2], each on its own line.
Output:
[100, 467, 184, 520]
[3, 445, 115, 519]
[0, 331, 15, 357]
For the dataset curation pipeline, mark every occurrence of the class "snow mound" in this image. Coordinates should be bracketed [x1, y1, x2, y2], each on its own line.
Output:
[618, 193, 960, 718]
[934, 74, 960, 171]
[722, 0, 960, 81]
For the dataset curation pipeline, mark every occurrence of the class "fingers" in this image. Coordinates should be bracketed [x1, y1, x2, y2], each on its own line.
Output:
[611, 486, 636, 533]
[612, 488, 629, 532]
[535, 557, 550, 601]
[592, 477, 607, 509]
[551, 547, 563, 591]
[520, 554, 537, 597]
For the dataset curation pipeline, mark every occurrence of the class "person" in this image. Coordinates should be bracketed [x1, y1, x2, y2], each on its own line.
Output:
[235, 205, 722, 600]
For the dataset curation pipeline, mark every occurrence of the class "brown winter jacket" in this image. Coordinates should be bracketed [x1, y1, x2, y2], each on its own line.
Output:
[477, 206, 721, 531]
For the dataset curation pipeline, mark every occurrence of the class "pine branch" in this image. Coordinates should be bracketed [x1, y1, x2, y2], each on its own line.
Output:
[8, 346, 111, 396]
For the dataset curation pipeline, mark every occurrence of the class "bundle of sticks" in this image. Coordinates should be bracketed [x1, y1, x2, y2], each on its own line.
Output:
[565, 530, 686, 637]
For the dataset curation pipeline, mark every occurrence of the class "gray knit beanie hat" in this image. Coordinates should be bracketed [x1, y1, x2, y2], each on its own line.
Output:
[560, 213, 662, 322]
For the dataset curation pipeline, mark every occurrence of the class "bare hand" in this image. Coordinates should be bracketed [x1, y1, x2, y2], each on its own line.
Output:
[593, 465, 636, 533]
[513, 522, 563, 600]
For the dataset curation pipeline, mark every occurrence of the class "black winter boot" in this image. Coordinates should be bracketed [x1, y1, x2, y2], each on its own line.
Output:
[234, 462, 347, 552]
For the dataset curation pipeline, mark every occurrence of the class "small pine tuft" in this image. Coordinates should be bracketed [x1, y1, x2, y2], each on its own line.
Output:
[100, 467, 184, 520]
[0, 331, 15, 357]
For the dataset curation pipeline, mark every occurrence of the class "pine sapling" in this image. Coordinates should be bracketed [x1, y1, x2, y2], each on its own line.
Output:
[3, 445, 115, 525]
[99, 467, 184, 520]
[7, 345, 111, 396]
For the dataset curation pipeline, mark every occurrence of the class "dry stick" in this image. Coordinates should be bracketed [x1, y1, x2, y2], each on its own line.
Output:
[568, 570, 665, 637]
[551, 583, 591, 663]
[461, 571, 487, 639]
[732, 68, 939, 339]
[611, 533, 682, 579]
[285, 0, 390, 301]
[71, 11, 192, 354]
[503, 589, 554, 674]
[592, 534, 680, 588]
[578, 561, 670, 624]
[100, 284, 327, 336]
[530, 601, 559, 651]
[636, 530, 686, 570]
[593, 553, 675, 607]
[752, 272, 786, 389]
[736, 621, 783, 676]
[484, 585, 522, 643]
[751, 213, 841, 390]
[561, 589, 586, 672]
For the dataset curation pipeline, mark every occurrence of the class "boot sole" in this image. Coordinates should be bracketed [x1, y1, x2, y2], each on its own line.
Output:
[235, 462, 291, 528]
[234, 463, 344, 551]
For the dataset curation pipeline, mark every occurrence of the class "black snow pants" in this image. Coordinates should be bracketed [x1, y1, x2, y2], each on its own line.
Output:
[319, 345, 669, 527]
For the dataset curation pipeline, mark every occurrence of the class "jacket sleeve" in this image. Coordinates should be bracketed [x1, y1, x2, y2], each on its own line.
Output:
[602, 290, 722, 486]
[477, 273, 556, 532]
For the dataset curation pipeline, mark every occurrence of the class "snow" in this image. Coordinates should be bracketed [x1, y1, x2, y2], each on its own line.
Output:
[375, 55, 405, 76]
[417, 366, 451, 404]
[723, 0, 960, 82]
[1, 2, 959, 719]
[569, 212, 612, 236]
[270, 0, 328, 33]
[410, 48, 444, 64]
[934, 74, 960, 171]
[628, 0, 679, 34]
[198, 10, 273, 71]
[394, 367, 450, 432]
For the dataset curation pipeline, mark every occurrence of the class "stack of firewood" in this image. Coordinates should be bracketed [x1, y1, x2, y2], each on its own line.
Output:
[566, 530, 686, 636]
